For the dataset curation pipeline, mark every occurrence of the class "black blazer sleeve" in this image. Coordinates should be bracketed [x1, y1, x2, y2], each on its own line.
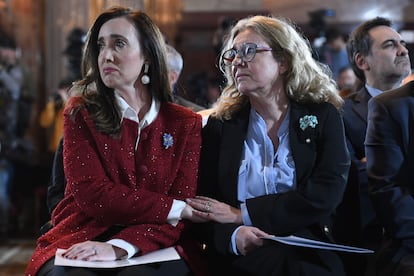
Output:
[47, 137, 66, 215]
[197, 110, 248, 255]
[366, 83, 414, 249]
[342, 89, 370, 187]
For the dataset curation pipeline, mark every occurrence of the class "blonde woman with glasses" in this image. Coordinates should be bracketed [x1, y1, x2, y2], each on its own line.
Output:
[186, 15, 350, 276]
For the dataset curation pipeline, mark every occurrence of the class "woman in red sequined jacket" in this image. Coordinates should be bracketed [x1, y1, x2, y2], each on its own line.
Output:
[26, 6, 203, 276]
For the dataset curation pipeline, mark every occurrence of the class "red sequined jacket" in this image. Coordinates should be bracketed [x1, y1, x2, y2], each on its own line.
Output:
[26, 100, 202, 275]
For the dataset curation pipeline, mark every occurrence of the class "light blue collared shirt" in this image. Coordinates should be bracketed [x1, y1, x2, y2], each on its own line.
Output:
[365, 83, 383, 98]
[230, 107, 296, 254]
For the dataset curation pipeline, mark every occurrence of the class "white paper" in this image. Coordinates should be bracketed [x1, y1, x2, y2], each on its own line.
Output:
[264, 235, 374, 253]
[54, 247, 181, 268]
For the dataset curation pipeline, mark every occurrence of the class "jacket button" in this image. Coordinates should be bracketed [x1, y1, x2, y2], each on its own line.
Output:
[141, 132, 148, 140]
[324, 225, 329, 234]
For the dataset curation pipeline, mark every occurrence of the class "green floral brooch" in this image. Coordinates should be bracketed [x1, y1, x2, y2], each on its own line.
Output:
[299, 115, 318, 131]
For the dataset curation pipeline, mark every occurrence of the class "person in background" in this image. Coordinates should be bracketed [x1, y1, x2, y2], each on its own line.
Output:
[195, 77, 222, 127]
[186, 15, 350, 275]
[344, 16, 410, 241]
[205, 77, 221, 108]
[0, 33, 30, 240]
[365, 80, 414, 276]
[165, 44, 205, 112]
[212, 16, 235, 56]
[0, 34, 26, 149]
[341, 16, 411, 275]
[62, 28, 86, 81]
[317, 27, 350, 80]
[337, 66, 357, 98]
[39, 78, 72, 153]
[26, 6, 204, 276]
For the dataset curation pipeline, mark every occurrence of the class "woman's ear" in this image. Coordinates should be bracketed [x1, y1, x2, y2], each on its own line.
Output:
[278, 59, 289, 75]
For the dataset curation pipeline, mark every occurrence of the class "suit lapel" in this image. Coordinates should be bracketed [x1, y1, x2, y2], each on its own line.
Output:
[352, 88, 371, 123]
[218, 108, 249, 205]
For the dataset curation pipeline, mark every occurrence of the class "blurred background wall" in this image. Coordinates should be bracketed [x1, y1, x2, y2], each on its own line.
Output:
[0, 0, 413, 155]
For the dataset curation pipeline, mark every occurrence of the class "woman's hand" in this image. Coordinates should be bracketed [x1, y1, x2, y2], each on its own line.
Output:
[236, 226, 270, 255]
[61, 241, 127, 261]
[180, 203, 210, 223]
[186, 196, 242, 224]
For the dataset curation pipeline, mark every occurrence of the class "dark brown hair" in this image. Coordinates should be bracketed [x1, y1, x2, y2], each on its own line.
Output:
[70, 6, 171, 135]
[346, 17, 392, 82]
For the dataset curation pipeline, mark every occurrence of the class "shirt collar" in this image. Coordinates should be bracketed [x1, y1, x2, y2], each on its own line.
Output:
[365, 83, 383, 98]
[250, 106, 290, 137]
[115, 93, 160, 129]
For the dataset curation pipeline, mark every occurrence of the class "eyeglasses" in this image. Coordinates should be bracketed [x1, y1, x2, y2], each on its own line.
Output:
[222, 43, 273, 65]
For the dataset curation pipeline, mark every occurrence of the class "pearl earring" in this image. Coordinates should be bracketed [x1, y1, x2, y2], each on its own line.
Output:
[141, 64, 150, 84]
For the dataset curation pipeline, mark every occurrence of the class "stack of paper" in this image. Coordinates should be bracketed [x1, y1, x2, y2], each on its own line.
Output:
[55, 247, 180, 268]
[265, 235, 374, 253]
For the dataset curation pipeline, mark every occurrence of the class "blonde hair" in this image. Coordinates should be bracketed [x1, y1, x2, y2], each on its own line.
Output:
[214, 15, 342, 120]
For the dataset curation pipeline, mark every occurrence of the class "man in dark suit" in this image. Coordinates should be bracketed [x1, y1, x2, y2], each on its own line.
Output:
[342, 17, 411, 248]
[366, 80, 414, 276]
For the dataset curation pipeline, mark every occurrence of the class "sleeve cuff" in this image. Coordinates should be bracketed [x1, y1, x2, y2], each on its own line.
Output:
[230, 226, 243, 255]
[107, 239, 139, 259]
[167, 199, 186, 227]
[241, 202, 252, 226]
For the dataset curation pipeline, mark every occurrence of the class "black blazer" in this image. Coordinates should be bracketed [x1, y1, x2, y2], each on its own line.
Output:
[342, 87, 377, 230]
[198, 101, 350, 255]
[366, 80, 414, 251]
[343, 87, 371, 164]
